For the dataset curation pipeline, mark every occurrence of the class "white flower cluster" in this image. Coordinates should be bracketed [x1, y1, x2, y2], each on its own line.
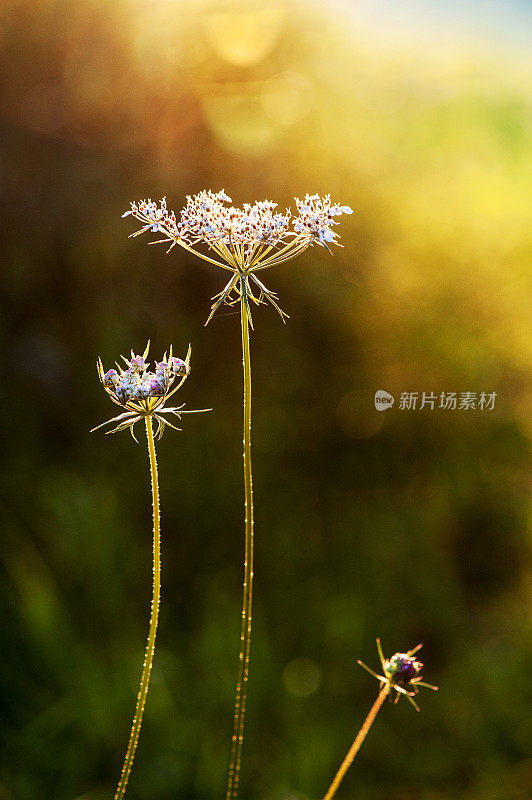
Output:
[293, 193, 354, 245]
[123, 190, 353, 249]
[177, 191, 292, 246]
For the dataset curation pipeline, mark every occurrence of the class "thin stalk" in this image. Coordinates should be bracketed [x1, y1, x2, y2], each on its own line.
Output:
[226, 292, 255, 800]
[114, 415, 161, 800]
[250, 234, 309, 270]
[322, 684, 390, 800]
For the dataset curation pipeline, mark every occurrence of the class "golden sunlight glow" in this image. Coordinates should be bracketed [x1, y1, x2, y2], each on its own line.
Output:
[203, 2, 286, 66]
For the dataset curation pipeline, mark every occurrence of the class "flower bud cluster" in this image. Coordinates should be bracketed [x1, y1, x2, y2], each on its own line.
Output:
[123, 190, 352, 250]
[93, 343, 203, 441]
[102, 350, 188, 406]
[384, 652, 423, 686]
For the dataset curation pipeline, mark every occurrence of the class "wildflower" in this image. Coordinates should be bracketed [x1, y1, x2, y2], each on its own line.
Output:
[358, 638, 438, 711]
[91, 341, 207, 441]
[322, 639, 438, 800]
[93, 341, 210, 800]
[123, 190, 353, 326]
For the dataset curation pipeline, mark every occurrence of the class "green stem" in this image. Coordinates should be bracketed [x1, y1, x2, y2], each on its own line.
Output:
[114, 415, 161, 800]
[322, 684, 390, 800]
[226, 294, 255, 800]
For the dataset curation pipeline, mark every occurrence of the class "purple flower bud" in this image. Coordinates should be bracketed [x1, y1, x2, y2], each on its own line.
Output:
[385, 653, 422, 685]
[119, 370, 138, 396]
[169, 357, 187, 376]
[115, 384, 130, 402]
[131, 381, 151, 400]
[148, 375, 166, 396]
[129, 355, 145, 371]
[103, 369, 120, 388]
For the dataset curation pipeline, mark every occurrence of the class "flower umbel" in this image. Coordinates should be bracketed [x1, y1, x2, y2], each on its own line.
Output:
[123, 190, 353, 326]
[91, 341, 207, 441]
[358, 638, 438, 712]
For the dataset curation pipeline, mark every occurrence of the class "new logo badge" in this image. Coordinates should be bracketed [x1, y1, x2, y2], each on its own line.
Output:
[374, 390, 395, 411]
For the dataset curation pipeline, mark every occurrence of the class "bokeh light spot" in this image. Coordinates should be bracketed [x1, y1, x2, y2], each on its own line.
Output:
[203, 2, 285, 66]
[201, 87, 284, 155]
[261, 71, 313, 127]
[131, 12, 187, 74]
[282, 657, 321, 697]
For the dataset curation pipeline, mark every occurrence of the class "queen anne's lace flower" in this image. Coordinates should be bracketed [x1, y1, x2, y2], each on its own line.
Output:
[92, 342, 206, 441]
[123, 189, 353, 326]
[124, 190, 352, 250]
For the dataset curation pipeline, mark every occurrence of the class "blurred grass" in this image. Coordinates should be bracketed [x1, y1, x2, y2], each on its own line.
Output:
[0, 1, 531, 799]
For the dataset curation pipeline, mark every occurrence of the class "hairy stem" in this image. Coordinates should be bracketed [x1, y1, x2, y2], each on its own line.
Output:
[322, 684, 390, 800]
[114, 415, 161, 800]
[226, 294, 255, 800]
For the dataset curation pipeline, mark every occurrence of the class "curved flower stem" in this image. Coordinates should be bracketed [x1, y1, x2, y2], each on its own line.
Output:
[114, 415, 161, 800]
[322, 683, 390, 800]
[226, 292, 255, 800]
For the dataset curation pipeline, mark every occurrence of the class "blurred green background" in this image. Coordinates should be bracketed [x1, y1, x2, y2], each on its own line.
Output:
[1, 1, 531, 799]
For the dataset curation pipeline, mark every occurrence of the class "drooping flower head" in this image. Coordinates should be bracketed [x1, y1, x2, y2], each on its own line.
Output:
[122, 190, 353, 325]
[92, 342, 207, 441]
[358, 639, 438, 711]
